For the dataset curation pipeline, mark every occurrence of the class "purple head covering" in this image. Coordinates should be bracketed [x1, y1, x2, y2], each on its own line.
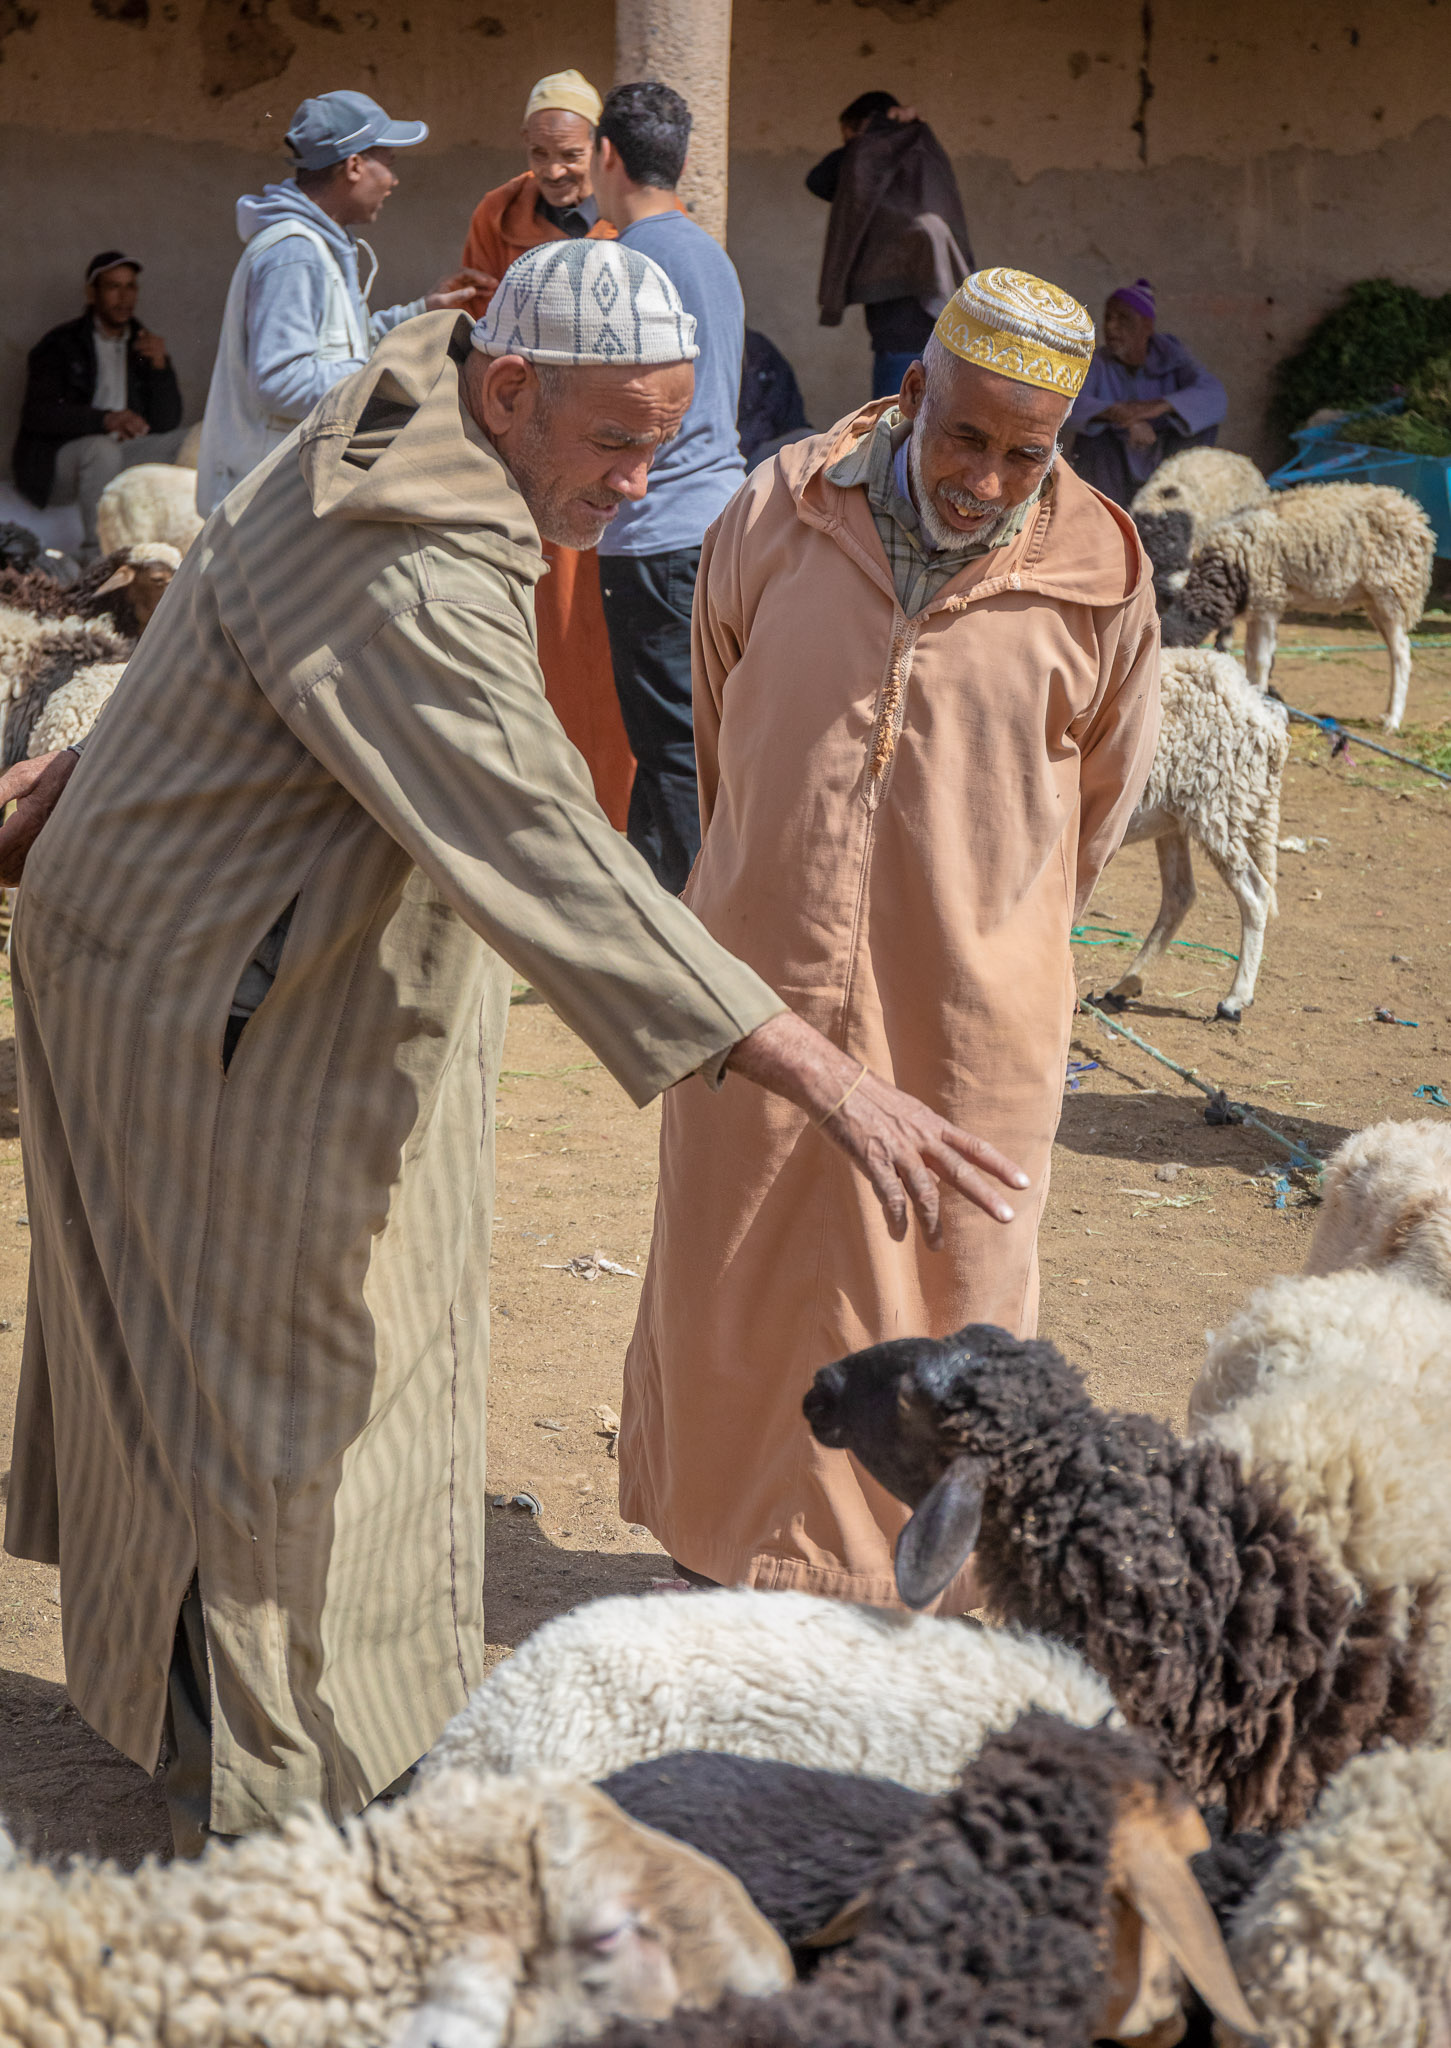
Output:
[1110, 279, 1156, 321]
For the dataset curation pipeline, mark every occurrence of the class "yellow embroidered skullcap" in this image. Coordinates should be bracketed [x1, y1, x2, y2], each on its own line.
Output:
[934, 267, 1095, 399]
[525, 69, 603, 127]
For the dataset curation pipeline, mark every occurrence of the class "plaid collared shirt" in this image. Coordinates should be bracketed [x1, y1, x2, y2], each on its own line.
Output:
[826, 407, 1046, 617]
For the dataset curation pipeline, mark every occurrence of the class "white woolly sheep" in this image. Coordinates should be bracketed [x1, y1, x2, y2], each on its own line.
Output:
[96, 463, 202, 558]
[0, 544, 179, 766]
[1300, 1116, 1451, 1300]
[0, 615, 130, 768]
[1131, 448, 1270, 617]
[1186, 1265, 1451, 1740]
[0, 1768, 791, 2048]
[1222, 1744, 1451, 2048]
[1097, 647, 1289, 1020]
[1160, 482, 1436, 731]
[174, 421, 203, 469]
[424, 1588, 1119, 1792]
[26, 659, 127, 756]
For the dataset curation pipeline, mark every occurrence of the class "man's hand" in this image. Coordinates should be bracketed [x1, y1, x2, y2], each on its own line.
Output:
[103, 408, 150, 441]
[132, 327, 168, 369]
[1126, 419, 1158, 448]
[725, 1011, 1029, 1248]
[1099, 398, 1174, 430]
[425, 268, 495, 312]
[0, 750, 78, 886]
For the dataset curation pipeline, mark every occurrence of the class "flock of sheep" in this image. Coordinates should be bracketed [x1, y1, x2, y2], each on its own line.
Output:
[3, 1116, 1451, 2046]
[0, 420, 1447, 2048]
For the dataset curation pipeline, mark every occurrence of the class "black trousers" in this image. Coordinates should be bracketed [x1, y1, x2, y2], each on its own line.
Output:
[599, 546, 703, 895]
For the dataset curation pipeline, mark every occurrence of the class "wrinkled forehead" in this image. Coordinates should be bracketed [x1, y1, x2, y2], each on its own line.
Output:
[921, 355, 1070, 443]
[525, 108, 594, 148]
[554, 357, 695, 427]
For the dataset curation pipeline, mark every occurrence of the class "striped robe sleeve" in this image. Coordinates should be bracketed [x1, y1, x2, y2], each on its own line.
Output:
[278, 585, 786, 1106]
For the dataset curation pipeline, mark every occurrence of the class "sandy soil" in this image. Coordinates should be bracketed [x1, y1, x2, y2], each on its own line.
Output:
[3, 620, 1450, 1866]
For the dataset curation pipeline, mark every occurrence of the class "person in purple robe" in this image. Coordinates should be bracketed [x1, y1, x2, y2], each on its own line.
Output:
[1067, 280, 1227, 507]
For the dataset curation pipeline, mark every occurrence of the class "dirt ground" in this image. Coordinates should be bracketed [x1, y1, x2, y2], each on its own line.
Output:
[3, 619, 1451, 1868]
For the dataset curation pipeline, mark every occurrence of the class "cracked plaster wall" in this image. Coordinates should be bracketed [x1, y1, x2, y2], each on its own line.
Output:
[2, 0, 1450, 475]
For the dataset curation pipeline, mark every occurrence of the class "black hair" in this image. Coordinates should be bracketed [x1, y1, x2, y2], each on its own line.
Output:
[598, 81, 691, 191]
[839, 90, 899, 128]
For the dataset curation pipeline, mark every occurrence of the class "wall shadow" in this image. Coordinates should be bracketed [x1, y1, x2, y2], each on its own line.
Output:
[0, 1663, 170, 1867]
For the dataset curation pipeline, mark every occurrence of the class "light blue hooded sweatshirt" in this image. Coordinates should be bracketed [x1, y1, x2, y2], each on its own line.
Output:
[235, 182, 424, 421]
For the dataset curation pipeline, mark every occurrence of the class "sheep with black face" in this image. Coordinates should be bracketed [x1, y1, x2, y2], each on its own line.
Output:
[586, 1715, 1263, 2048]
[804, 1326, 1431, 1832]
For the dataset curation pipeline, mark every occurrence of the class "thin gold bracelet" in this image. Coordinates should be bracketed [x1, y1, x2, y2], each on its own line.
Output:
[815, 1064, 866, 1127]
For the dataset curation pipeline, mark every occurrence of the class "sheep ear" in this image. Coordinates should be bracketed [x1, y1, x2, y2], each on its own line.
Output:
[893, 1456, 984, 1610]
[799, 1890, 871, 1949]
[92, 564, 136, 596]
[1117, 1825, 1265, 2044]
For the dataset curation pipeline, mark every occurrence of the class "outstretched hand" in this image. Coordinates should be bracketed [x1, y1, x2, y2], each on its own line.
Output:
[425, 268, 496, 312]
[0, 749, 78, 886]
[725, 1010, 1029, 1247]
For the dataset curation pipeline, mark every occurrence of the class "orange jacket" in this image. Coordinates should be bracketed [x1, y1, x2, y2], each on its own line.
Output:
[460, 172, 617, 320]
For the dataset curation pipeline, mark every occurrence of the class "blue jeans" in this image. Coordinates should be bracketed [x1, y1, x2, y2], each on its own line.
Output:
[599, 547, 703, 895]
[872, 350, 921, 401]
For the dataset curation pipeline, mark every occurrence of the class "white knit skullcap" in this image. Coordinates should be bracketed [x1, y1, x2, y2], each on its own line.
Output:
[471, 240, 699, 367]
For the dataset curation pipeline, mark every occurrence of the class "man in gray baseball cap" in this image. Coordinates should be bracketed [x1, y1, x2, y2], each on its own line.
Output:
[197, 88, 486, 515]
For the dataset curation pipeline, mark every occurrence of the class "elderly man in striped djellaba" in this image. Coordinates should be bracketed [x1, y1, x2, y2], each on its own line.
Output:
[0, 240, 1025, 1854]
[620, 268, 1161, 1606]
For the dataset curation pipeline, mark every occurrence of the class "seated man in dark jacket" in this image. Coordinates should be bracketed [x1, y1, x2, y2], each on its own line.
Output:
[806, 92, 972, 400]
[13, 251, 185, 554]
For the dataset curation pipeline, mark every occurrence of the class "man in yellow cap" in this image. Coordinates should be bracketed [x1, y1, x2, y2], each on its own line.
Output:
[459, 70, 633, 827]
[618, 268, 1163, 1606]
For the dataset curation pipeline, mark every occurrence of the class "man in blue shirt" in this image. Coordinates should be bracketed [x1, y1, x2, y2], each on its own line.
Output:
[591, 83, 746, 892]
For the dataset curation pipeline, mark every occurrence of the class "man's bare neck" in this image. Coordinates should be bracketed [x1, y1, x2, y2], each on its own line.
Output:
[609, 183, 679, 230]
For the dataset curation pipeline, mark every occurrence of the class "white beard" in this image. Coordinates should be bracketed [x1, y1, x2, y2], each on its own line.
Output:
[907, 432, 1013, 553]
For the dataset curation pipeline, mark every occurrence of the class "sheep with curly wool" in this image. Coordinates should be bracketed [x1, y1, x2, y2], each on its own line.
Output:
[0, 544, 178, 765]
[1299, 1116, 1451, 1300]
[1221, 1744, 1451, 2048]
[25, 659, 127, 756]
[805, 1326, 1433, 1831]
[424, 1587, 1118, 1793]
[1159, 482, 1435, 730]
[1097, 648, 1288, 1019]
[599, 1753, 933, 1954]
[586, 1715, 1261, 2048]
[1130, 449, 1270, 616]
[0, 1768, 791, 2048]
[96, 463, 203, 558]
[1183, 1266, 1451, 1741]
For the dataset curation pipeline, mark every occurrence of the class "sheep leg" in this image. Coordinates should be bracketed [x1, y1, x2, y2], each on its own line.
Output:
[1242, 611, 1278, 691]
[1105, 825, 1196, 1002]
[1379, 613, 1413, 732]
[1212, 860, 1273, 1021]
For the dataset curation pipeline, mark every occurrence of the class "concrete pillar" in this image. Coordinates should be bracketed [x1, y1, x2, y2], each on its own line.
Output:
[614, 0, 732, 245]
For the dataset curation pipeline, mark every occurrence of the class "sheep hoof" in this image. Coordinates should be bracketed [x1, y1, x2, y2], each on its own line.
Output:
[1216, 996, 1247, 1021]
[1095, 988, 1131, 1012]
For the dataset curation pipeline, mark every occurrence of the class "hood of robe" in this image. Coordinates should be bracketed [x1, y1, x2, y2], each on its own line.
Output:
[297, 309, 546, 587]
[778, 398, 1151, 614]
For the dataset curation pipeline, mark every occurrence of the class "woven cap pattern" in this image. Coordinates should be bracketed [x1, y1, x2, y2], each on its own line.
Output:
[934, 267, 1095, 398]
[471, 241, 699, 367]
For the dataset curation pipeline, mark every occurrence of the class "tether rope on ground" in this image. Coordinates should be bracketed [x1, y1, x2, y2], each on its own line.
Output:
[1278, 702, 1451, 785]
[1077, 995, 1325, 1174]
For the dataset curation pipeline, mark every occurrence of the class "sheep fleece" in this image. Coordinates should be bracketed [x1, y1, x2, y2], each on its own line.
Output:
[1227, 1746, 1451, 2048]
[424, 1588, 1119, 1790]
